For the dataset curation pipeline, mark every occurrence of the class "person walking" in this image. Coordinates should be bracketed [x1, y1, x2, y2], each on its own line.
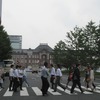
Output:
[0, 67, 4, 89]
[53, 64, 66, 92]
[84, 67, 90, 89]
[13, 65, 20, 92]
[66, 65, 74, 87]
[50, 64, 56, 89]
[18, 66, 24, 90]
[9, 65, 14, 91]
[89, 67, 96, 91]
[70, 64, 83, 94]
[23, 66, 30, 87]
[41, 62, 50, 96]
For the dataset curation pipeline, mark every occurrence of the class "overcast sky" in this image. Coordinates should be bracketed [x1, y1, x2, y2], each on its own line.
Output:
[1, 0, 100, 49]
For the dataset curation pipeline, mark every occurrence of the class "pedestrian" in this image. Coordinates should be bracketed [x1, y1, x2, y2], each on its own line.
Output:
[66, 65, 74, 87]
[18, 66, 24, 90]
[84, 67, 90, 89]
[9, 64, 14, 91]
[88, 67, 96, 91]
[23, 66, 30, 87]
[50, 64, 56, 89]
[53, 64, 66, 92]
[41, 62, 50, 96]
[13, 65, 20, 92]
[66, 71, 73, 87]
[70, 64, 83, 94]
[0, 67, 4, 89]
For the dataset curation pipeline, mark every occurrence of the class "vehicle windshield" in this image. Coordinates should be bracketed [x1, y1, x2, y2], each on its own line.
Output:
[4, 61, 13, 64]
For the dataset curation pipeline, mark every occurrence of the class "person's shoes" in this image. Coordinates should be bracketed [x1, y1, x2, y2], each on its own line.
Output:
[91, 89, 95, 92]
[1, 87, 4, 89]
[9, 89, 13, 91]
[14, 90, 18, 92]
[42, 93, 48, 96]
[64, 87, 67, 91]
[81, 91, 84, 94]
[51, 87, 54, 89]
[41, 89, 43, 92]
[20, 89, 23, 91]
[70, 92, 77, 95]
[70, 91, 77, 95]
[52, 90, 56, 92]
[66, 84, 68, 88]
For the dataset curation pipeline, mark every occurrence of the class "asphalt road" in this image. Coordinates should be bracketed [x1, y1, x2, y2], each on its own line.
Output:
[0, 72, 100, 100]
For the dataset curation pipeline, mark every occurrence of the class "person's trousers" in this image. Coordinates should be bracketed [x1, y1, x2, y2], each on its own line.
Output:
[71, 80, 83, 93]
[41, 76, 49, 94]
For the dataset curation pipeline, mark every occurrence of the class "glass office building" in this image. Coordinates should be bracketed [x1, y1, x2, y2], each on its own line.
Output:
[9, 35, 22, 49]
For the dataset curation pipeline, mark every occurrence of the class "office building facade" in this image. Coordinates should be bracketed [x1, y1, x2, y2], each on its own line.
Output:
[9, 35, 22, 49]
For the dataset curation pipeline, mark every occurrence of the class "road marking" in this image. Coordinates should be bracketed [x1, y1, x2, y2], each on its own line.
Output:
[81, 86, 100, 93]
[57, 86, 77, 95]
[3, 88, 13, 96]
[48, 88, 62, 95]
[68, 85, 92, 94]
[3, 85, 100, 97]
[96, 86, 100, 90]
[32, 87, 42, 96]
[20, 87, 29, 96]
[0, 88, 2, 91]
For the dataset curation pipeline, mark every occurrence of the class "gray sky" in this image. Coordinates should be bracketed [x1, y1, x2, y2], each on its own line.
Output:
[2, 0, 100, 49]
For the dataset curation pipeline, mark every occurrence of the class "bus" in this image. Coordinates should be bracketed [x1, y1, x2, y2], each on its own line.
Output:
[3, 59, 15, 73]
[3, 59, 15, 67]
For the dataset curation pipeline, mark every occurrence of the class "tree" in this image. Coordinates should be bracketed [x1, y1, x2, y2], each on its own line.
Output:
[82, 21, 99, 66]
[52, 40, 67, 65]
[65, 26, 84, 65]
[65, 21, 100, 67]
[0, 25, 12, 61]
[53, 21, 100, 68]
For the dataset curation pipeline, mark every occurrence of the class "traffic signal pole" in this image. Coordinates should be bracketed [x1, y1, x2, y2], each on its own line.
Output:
[0, 0, 2, 25]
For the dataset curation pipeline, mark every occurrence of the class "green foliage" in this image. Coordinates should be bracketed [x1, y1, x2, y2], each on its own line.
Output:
[0, 25, 12, 61]
[52, 21, 100, 69]
[52, 40, 67, 65]
[65, 21, 100, 67]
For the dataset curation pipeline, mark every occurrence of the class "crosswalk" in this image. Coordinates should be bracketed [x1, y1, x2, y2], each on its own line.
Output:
[1, 84, 100, 97]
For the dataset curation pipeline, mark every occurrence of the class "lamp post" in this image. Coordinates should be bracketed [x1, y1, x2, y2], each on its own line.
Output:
[0, 0, 2, 25]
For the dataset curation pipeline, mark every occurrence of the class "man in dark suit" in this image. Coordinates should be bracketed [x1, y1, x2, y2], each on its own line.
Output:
[70, 64, 83, 93]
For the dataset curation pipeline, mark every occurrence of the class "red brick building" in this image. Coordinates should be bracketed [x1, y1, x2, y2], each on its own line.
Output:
[12, 43, 53, 69]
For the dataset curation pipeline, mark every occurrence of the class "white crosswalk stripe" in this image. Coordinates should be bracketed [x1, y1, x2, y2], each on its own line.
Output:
[2, 85, 100, 97]
[81, 86, 100, 93]
[68, 86, 93, 94]
[3, 88, 13, 96]
[48, 88, 62, 95]
[57, 86, 77, 95]
[20, 87, 29, 96]
[32, 87, 42, 96]
[0, 88, 2, 91]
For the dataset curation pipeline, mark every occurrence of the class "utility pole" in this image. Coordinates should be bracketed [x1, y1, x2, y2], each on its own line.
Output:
[0, 0, 2, 25]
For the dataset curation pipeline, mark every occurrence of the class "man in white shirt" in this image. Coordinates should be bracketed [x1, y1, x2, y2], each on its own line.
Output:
[53, 64, 66, 92]
[41, 62, 50, 96]
[9, 65, 14, 91]
[18, 66, 24, 90]
[23, 66, 30, 87]
[13, 65, 20, 92]
[50, 64, 56, 89]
